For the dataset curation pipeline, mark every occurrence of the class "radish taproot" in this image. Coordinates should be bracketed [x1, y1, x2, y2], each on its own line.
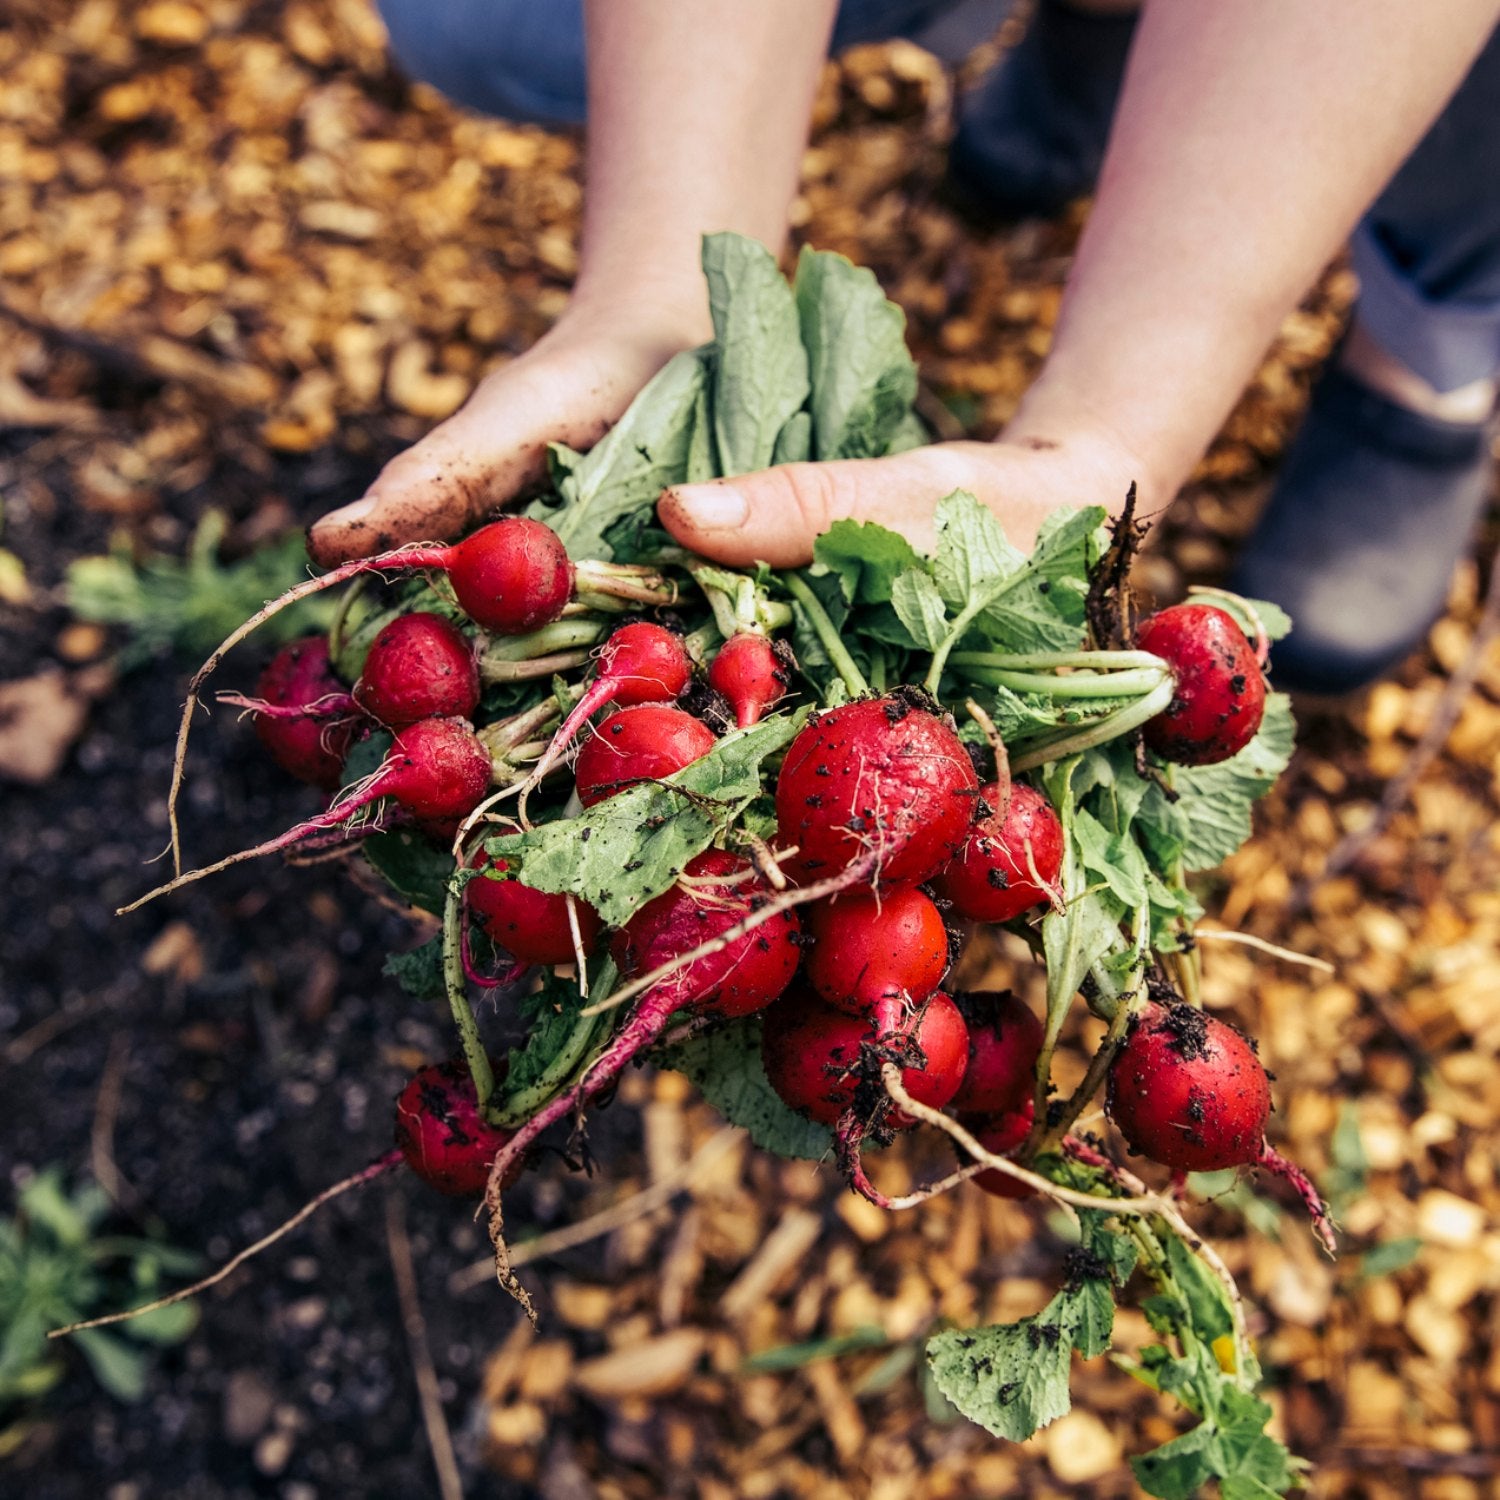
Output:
[247, 637, 357, 789]
[708, 633, 792, 729]
[121, 717, 494, 912]
[1137, 603, 1267, 766]
[936, 783, 1063, 923]
[573, 704, 716, 806]
[353, 611, 479, 728]
[467, 853, 602, 966]
[803, 886, 950, 1014]
[949, 990, 1043, 1117]
[774, 692, 979, 884]
[762, 989, 969, 1126]
[395, 1057, 521, 1196]
[521, 623, 692, 792]
[1106, 1003, 1271, 1171]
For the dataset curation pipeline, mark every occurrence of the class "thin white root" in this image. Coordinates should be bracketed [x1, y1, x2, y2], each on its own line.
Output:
[1193, 928, 1335, 974]
[879, 1064, 1257, 1380]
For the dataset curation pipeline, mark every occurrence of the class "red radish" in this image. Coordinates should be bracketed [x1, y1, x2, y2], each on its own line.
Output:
[762, 989, 969, 1127]
[442, 517, 575, 634]
[353, 612, 479, 728]
[573, 704, 716, 807]
[803, 887, 950, 1015]
[949, 990, 1044, 1116]
[774, 692, 979, 884]
[936, 782, 1063, 923]
[521, 623, 692, 792]
[394, 1058, 521, 1197]
[1107, 1004, 1271, 1172]
[611, 850, 802, 1020]
[249, 637, 356, 789]
[466, 852, 602, 966]
[121, 717, 494, 913]
[708, 633, 792, 728]
[1137, 603, 1267, 766]
[479, 854, 800, 1194]
[968, 1097, 1037, 1200]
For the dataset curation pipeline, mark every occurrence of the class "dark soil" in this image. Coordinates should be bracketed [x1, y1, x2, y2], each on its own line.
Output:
[0, 450, 601, 1500]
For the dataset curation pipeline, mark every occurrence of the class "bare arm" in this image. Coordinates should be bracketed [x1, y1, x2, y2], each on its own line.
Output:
[664, 0, 1500, 562]
[311, 0, 835, 564]
[1008, 0, 1500, 500]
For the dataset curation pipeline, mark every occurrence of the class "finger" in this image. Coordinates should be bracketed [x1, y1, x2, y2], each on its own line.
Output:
[656, 443, 1015, 568]
[307, 415, 547, 569]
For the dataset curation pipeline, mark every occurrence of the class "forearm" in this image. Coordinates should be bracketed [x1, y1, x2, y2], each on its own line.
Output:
[1008, 0, 1500, 503]
[571, 0, 837, 340]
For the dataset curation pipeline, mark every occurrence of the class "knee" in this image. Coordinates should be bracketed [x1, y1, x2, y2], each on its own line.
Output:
[376, 0, 587, 126]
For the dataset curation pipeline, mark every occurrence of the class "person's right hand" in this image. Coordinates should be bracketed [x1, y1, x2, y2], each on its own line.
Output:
[307, 300, 705, 568]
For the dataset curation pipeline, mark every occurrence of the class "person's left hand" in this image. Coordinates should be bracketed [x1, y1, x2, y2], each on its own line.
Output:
[656, 429, 1155, 566]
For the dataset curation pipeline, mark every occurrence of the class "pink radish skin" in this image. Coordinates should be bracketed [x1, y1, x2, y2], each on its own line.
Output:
[708, 633, 792, 729]
[467, 853, 602, 966]
[480, 854, 800, 1193]
[803, 887, 950, 1015]
[353, 612, 479, 728]
[949, 990, 1044, 1117]
[968, 1097, 1037, 1200]
[762, 989, 970, 1127]
[395, 1058, 521, 1197]
[774, 693, 979, 885]
[1107, 1003, 1271, 1172]
[573, 704, 716, 807]
[936, 783, 1064, 923]
[251, 637, 356, 789]
[524, 623, 692, 790]
[1137, 603, 1268, 767]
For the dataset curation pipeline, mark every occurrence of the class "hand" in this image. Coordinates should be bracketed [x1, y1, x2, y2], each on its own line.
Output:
[657, 426, 1156, 567]
[307, 301, 706, 568]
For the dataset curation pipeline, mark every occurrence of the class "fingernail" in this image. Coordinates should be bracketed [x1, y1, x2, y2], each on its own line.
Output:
[316, 496, 378, 531]
[671, 483, 748, 531]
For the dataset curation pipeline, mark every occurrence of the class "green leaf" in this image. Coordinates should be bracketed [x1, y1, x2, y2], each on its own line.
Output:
[1132, 1423, 1218, 1499]
[362, 825, 452, 917]
[771, 409, 813, 467]
[64, 514, 338, 669]
[1359, 1236, 1422, 1279]
[484, 711, 807, 927]
[383, 935, 447, 1002]
[72, 1329, 148, 1403]
[703, 233, 810, 475]
[889, 569, 951, 652]
[121, 1299, 198, 1345]
[969, 505, 1104, 653]
[931, 491, 1024, 612]
[792, 246, 918, 461]
[663, 1015, 833, 1160]
[503, 971, 589, 1098]
[742, 1325, 890, 1373]
[813, 519, 924, 606]
[926, 1292, 1077, 1441]
[534, 348, 711, 561]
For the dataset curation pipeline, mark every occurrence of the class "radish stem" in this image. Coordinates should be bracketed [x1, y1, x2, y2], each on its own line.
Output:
[442, 875, 497, 1106]
[783, 572, 868, 697]
[1009, 676, 1176, 773]
[957, 666, 1168, 699]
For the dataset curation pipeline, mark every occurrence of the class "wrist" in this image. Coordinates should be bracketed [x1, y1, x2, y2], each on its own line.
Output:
[562, 265, 714, 352]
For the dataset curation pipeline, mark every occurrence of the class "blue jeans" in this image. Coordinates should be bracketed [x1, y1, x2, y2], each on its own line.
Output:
[379, 0, 1500, 392]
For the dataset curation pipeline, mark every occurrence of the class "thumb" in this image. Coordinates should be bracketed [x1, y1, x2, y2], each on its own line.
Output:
[306, 425, 543, 569]
[657, 443, 1004, 568]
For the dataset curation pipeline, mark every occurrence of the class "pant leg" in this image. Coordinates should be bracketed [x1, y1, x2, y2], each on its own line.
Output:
[1351, 21, 1500, 391]
[376, 0, 985, 128]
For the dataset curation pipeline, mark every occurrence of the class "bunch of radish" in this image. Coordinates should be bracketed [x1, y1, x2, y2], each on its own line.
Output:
[102, 237, 1323, 1494]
